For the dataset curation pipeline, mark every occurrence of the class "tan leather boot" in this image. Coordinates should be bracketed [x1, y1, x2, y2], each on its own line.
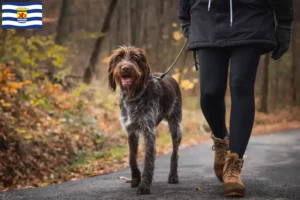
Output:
[211, 134, 229, 182]
[223, 151, 245, 197]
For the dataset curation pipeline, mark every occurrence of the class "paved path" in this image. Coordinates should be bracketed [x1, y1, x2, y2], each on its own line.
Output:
[1, 130, 300, 200]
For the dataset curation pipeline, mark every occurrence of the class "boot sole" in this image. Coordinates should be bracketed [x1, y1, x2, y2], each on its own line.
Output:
[224, 184, 245, 197]
[224, 191, 245, 197]
[224, 189, 245, 197]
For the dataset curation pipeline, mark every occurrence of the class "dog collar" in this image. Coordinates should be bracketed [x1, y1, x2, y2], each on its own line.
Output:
[121, 87, 147, 102]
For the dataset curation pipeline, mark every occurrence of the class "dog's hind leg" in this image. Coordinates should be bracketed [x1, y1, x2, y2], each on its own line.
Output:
[128, 133, 141, 188]
[167, 104, 182, 184]
[136, 127, 156, 195]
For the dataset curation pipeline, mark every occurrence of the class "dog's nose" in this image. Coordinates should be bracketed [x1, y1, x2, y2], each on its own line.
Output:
[121, 66, 130, 72]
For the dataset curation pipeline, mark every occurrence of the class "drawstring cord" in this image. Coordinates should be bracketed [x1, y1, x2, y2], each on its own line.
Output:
[193, 51, 199, 71]
[208, 0, 233, 27]
[229, 0, 233, 27]
[208, 0, 212, 11]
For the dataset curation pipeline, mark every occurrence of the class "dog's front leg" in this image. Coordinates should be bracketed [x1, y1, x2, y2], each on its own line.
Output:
[128, 132, 141, 188]
[136, 128, 156, 195]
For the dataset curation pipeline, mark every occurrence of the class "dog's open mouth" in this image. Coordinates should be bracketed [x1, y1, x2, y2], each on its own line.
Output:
[121, 76, 133, 86]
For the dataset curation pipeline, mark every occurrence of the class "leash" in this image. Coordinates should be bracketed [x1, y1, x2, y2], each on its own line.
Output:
[151, 40, 187, 80]
[150, 40, 199, 80]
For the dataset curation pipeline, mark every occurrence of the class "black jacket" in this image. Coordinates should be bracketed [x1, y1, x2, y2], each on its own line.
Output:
[178, 0, 294, 53]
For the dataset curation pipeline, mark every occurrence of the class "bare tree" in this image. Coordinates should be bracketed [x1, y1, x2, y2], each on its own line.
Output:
[291, 24, 297, 105]
[0, 30, 7, 59]
[291, 2, 300, 106]
[83, 0, 118, 84]
[127, 0, 132, 45]
[55, 0, 72, 46]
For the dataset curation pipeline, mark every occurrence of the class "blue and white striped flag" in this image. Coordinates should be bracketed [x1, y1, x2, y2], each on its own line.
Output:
[2, 2, 42, 29]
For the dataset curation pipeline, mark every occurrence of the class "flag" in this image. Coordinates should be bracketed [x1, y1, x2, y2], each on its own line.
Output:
[2, 2, 42, 29]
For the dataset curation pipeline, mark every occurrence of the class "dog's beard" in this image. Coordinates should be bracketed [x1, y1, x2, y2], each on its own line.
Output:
[120, 79, 144, 98]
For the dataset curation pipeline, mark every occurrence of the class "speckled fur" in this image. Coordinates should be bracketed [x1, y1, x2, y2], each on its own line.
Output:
[108, 46, 182, 195]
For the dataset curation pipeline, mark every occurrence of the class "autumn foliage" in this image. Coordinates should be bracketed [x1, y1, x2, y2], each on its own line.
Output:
[0, 31, 108, 190]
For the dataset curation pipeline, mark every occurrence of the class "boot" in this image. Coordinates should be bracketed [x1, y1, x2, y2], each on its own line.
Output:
[211, 134, 229, 182]
[223, 151, 245, 197]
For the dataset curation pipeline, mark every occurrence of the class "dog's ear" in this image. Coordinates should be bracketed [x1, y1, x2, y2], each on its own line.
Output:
[108, 55, 117, 92]
[142, 62, 150, 88]
[135, 48, 150, 88]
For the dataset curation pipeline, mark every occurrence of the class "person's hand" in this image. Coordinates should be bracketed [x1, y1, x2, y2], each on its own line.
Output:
[180, 20, 190, 38]
[272, 23, 292, 60]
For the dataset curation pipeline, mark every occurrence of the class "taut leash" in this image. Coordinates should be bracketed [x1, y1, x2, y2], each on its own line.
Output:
[150, 39, 199, 80]
[151, 40, 188, 80]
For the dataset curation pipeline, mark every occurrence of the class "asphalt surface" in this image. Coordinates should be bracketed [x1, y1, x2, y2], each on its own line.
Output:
[1, 130, 300, 200]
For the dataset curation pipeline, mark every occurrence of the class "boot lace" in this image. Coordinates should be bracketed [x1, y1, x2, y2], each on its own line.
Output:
[224, 157, 240, 179]
[212, 140, 228, 160]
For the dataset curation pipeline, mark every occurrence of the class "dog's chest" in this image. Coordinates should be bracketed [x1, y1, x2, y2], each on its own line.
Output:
[120, 98, 159, 130]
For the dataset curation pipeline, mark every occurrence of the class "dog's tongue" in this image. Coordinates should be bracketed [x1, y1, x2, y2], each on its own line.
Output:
[121, 77, 133, 85]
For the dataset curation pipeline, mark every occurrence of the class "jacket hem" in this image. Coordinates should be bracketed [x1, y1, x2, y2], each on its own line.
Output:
[187, 40, 276, 54]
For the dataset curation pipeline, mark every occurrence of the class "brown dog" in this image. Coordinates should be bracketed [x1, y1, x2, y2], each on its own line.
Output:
[108, 46, 182, 195]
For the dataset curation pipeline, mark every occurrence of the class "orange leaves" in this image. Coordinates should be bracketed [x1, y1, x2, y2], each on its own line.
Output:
[41, 84, 61, 96]
[0, 100, 12, 108]
[0, 67, 15, 81]
[57, 103, 73, 110]
[102, 56, 110, 64]
[0, 65, 32, 95]
[172, 71, 199, 91]
[173, 30, 183, 41]
[98, 117, 110, 132]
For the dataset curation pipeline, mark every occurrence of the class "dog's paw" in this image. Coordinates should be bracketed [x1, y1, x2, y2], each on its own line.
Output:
[136, 184, 151, 195]
[168, 174, 179, 184]
[131, 177, 141, 188]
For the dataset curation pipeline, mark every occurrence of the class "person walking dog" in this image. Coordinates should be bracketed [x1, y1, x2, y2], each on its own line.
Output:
[178, 0, 294, 197]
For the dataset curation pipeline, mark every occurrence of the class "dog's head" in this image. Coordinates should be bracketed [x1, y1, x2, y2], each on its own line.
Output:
[108, 46, 150, 92]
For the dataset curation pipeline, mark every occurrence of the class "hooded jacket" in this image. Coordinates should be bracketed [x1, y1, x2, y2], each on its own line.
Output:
[178, 0, 294, 53]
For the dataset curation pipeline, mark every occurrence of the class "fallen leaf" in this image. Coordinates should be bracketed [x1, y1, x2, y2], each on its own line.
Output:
[196, 186, 201, 191]
[15, 129, 27, 134]
[24, 134, 33, 140]
[118, 176, 128, 180]
[74, 134, 80, 140]
[2, 102, 12, 107]
[118, 176, 132, 183]
[39, 182, 48, 187]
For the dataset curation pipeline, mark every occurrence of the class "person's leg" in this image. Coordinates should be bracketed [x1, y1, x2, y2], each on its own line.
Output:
[223, 45, 261, 197]
[229, 45, 261, 158]
[197, 48, 230, 139]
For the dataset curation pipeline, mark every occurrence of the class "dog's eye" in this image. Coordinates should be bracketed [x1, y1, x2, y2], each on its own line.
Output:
[130, 55, 140, 61]
[112, 55, 124, 64]
[115, 55, 122, 60]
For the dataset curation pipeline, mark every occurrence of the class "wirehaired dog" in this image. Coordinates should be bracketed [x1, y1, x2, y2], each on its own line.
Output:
[108, 46, 182, 195]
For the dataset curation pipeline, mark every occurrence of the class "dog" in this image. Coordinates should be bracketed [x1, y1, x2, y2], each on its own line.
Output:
[108, 46, 182, 195]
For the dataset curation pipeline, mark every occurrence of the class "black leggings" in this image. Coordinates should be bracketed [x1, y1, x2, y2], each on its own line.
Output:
[197, 46, 261, 158]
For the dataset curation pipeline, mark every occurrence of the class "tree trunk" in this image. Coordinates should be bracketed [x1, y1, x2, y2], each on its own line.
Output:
[259, 54, 270, 113]
[83, 0, 118, 84]
[291, 22, 297, 106]
[0, 30, 7, 59]
[127, 0, 132, 45]
[55, 0, 72, 46]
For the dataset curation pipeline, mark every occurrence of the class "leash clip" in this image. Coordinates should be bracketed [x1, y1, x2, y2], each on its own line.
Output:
[193, 51, 199, 71]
